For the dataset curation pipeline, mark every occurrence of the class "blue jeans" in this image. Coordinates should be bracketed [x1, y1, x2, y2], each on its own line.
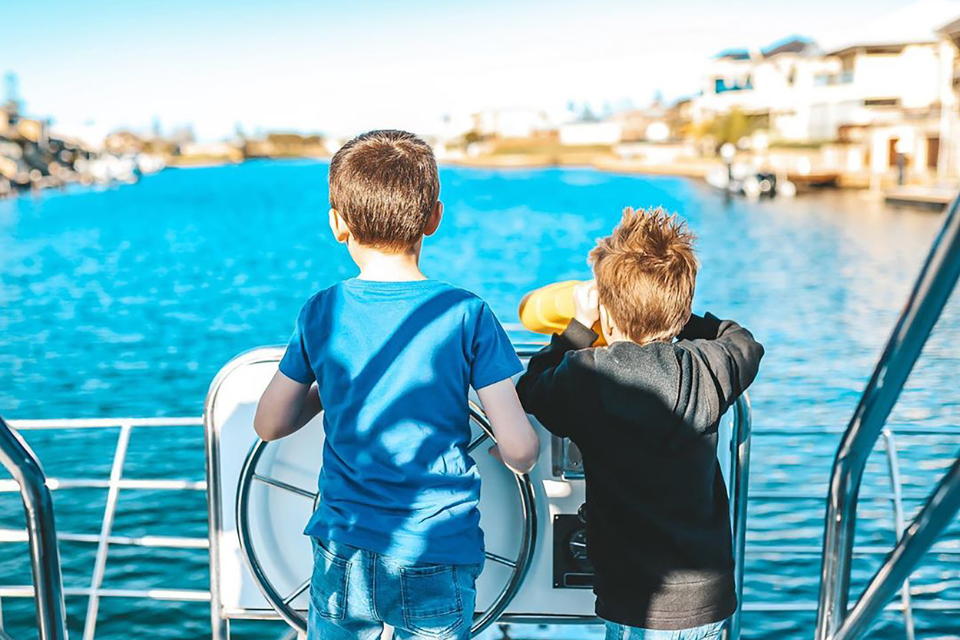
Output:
[308, 537, 482, 640]
[605, 620, 726, 640]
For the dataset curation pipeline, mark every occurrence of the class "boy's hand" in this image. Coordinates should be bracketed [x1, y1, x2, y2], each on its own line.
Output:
[488, 445, 504, 464]
[573, 280, 600, 329]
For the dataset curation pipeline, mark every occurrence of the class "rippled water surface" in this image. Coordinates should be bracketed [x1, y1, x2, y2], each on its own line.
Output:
[0, 161, 958, 640]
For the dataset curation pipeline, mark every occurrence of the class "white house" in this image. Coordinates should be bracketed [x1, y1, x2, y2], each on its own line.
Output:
[691, 0, 960, 183]
[559, 121, 623, 146]
[691, 37, 837, 142]
[471, 107, 553, 139]
[812, 0, 960, 180]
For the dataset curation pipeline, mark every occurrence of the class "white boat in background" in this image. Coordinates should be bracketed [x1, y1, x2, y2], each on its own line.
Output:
[706, 163, 796, 200]
[136, 154, 166, 175]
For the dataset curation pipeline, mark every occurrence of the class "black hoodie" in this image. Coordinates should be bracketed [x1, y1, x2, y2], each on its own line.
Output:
[516, 313, 764, 630]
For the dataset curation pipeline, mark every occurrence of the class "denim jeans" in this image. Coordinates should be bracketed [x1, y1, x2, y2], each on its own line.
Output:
[308, 537, 482, 640]
[604, 619, 726, 640]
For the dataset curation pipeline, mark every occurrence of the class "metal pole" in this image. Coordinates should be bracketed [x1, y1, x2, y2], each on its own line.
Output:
[0, 416, 69, 640]
[832, 456, 960, 640]
[880, 430, 915, 640]
[82, 423, 132, 640]
[815, 192, 960, 640]
[724, 395, 752, 640]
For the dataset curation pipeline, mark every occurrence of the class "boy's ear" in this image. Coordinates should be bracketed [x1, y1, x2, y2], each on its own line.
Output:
[599, 304, 614, 336]
[423, 201, 443, 237]
[329, 208, 350, 244]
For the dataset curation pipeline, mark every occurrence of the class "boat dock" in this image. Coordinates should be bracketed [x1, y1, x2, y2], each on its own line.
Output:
[884, 186, 957, 211]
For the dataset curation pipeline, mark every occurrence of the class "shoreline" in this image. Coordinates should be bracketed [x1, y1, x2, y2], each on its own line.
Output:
[8, 154, 944, 207]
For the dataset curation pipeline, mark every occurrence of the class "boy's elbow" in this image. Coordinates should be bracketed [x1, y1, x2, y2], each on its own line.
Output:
[506, 433, 541, 474]
[253, 408, 285, 442]
[253, 416, 277, 441]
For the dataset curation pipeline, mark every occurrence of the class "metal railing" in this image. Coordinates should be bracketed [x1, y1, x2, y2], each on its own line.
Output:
[1, 422, 958, 639]
[815, 191, 960, 640]
[0, 418, 209, 640]
[724, 395, 752, 640]
[0, 416, 69, 640]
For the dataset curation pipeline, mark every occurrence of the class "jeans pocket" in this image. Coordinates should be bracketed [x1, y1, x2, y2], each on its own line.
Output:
[309, 537, 350, 620]
[400, 564, 464, 638]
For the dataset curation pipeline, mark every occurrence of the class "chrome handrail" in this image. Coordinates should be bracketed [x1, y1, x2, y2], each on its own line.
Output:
[2, 416, 958, 638]
[0, 416, 69, 640]
[724, 394, 752, 640]
[833, 457, 960, 640]
[880, 429, 914, 640]
[815, 192, 960, 640]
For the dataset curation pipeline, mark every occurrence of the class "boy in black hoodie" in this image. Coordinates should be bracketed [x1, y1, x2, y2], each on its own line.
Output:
[517, 207, 764, 640]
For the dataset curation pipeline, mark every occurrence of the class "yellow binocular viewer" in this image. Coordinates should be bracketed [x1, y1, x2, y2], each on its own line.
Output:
[518, 280, 605, 346]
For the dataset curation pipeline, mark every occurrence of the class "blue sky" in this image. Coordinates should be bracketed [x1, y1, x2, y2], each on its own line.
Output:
[2, 0, 919, 140]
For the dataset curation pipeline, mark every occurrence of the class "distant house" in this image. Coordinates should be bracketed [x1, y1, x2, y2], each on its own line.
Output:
[692, 36, 835, 142]
[608, 103, 674, 142]
[937, 15, 960, 178]
[559, 121, 623, 146]
[691, 0, 960, 182]
[472, 107, 553, 139]
[813, 0, 960, 180]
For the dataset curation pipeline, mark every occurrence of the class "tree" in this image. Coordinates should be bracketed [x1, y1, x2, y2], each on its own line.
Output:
[710, 108, 752, 147]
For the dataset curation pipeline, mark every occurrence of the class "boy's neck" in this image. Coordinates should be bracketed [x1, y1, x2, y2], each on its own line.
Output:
[349, 240, 427, 282]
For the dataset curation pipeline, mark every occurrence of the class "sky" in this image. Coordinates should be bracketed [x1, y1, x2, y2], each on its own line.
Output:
[0, 0, 928, 141]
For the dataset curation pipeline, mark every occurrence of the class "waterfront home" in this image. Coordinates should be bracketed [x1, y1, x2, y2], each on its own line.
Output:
[690, 0, 960, 188]
[691, 36, 835, 143]
[812, 0, 960, 186]
[471, 106, 554, 140]
[558, 120, 623, 146]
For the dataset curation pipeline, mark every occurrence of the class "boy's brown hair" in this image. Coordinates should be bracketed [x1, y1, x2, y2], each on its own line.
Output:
[329, 130, 439, 252]
[590, 207, 698, 344]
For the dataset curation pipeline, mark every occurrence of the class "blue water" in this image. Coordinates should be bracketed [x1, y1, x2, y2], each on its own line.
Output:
[0, 161, 958, 640]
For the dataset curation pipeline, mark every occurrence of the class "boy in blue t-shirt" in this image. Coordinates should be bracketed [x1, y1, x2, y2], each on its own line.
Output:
[254, 130, 540, 640]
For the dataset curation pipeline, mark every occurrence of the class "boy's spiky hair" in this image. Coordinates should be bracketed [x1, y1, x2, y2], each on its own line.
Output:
[589, 207, 698, 344]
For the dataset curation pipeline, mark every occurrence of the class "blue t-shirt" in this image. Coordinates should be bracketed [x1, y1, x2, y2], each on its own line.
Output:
[278, 278, 523, 565]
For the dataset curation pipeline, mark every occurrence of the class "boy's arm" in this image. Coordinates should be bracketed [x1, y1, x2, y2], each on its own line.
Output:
[476, 379, 540, 474]
[678, 313, 764, 430]
[515, 319, 597, 439]
[254, 372, 322, 441]
[469, 301, 539, 473]
[255, 303, 321, 442]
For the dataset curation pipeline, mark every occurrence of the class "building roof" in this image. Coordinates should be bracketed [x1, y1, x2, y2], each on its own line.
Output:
[761, 35, 815, 57]
[714, 48, 751, 60]
[823, 0, 960, 55]
[712, 36, 817, 62]
[937, 15, 960, 35]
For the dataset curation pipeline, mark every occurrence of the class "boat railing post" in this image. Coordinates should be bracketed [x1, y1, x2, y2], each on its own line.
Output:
[723, 393, 752, 640]
[815, 192, 960, 640]
[82, 422, 133, 640]
[832, 455, 960, 640]
[0, 415, 69, 640]
[880, 429, 915, 640]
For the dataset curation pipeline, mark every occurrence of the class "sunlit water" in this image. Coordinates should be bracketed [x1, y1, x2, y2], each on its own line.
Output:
[0, 161, 958, 640]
